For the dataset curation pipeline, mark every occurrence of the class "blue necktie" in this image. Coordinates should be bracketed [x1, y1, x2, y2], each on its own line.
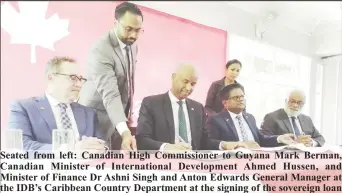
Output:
[291, 117, 301, 136]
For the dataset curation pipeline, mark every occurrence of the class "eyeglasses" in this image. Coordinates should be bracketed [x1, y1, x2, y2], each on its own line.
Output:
[288, 100, 304, 106]
[228, 95, 246, 101]
[118, 22, 144, 34]
[54, 73, 87, 83]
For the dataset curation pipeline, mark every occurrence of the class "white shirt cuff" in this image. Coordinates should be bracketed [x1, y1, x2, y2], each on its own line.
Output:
[159, 143, 168, 151]
[276, 136, 281, 143]
[116, 122, 130, 136]
[312, 139, 318, 147]
[219, 142, 224, 150]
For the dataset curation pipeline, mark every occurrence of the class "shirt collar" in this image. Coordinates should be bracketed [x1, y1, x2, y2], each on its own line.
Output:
[45, 92, 70, 108]
[227, 110, 243, 119]
[114, 31, 127, 50]
[168, 90, 186, 104]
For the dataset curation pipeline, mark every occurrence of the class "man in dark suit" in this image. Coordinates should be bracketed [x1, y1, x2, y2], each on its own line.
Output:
[136, 64, 247, 151]
[260, 90, 325, 147]
[8, 57, 106, 151]
[78, 2, 143, 150]
[206, 84, 296, 148]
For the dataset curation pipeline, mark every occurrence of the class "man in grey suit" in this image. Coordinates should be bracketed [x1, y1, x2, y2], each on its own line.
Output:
[260, 89, 325, 147]
[78, 2, 143, 150]
[8, 57, 106, 151]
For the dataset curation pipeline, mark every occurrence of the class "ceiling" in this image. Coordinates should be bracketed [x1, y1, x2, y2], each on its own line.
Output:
[227, 1, 342, 36]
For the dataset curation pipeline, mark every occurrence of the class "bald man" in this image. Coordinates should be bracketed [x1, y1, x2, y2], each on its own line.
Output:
[260, 89, 325, 147]
[136, 64, 247, 151]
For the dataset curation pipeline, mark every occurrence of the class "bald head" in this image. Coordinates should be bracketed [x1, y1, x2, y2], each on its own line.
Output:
[174, 64, 198, 77]
[284, 89, 306, 116]
[171, 64, 198, 100]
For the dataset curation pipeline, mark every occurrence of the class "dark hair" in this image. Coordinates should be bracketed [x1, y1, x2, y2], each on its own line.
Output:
[219, 83, 245, 101]
[115, 2, 143, 21]
[225, 59, 242, 69]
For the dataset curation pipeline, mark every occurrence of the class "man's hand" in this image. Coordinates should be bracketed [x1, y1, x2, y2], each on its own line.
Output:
[75, 136, 106, 154]
[121, 130, 137, 151]
[163, 143, 192, 153]
[296, 135, 313, 147]
[243, 141, 261, 149]
[278, 133, 296, 145]
[221, 142, 249, 150]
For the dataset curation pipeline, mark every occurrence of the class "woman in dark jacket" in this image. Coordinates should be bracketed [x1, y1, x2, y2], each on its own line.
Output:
[205, 59, 244, 116]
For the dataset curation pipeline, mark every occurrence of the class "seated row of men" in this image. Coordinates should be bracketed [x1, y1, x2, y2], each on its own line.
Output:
[7, 57, 325, 152]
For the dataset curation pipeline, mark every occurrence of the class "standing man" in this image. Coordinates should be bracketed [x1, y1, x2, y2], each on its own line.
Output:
[78, 2, 143, 150]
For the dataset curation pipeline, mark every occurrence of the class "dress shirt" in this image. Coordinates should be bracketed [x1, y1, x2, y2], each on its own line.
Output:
[286, 111, 318, 147]
[114, 31, 133, 136]
[160, 91, 223, 151]
[45, 92, 79, 141]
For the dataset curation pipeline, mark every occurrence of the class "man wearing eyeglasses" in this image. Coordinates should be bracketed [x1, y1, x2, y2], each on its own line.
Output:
[260, 90, 325, 147]
[78, 2, 143, 150]
[7, 57, 107, 151]
[205, 84, 296, 149]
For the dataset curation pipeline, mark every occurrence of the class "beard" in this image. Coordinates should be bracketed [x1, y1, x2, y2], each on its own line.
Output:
[284, 106, 301, 117]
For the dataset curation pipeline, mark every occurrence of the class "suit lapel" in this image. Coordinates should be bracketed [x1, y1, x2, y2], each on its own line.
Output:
[185, 99, 197, 148]
[297, 115, 306, 134]
[221, 111, 239, 139]
[243, 114, 260, 142]
[70, 103, 86, 137]
[35, 96, 57, 131]
[280, 109, 293, 133]
[109, 29, 127, 75]
[163, 93, 175, 143]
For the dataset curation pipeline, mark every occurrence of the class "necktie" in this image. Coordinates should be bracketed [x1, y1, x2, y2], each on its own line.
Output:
[236, 115, 249, 141]
[58, 103, 72, 130]
[177, 101, 188, 143]
[291, 117, 301, 136]
[124, 46, 133, 118]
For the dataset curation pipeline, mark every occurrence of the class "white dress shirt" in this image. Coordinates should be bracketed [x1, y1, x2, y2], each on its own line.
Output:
[160, 91, 224, 151]
[45, 92, 79, 141]
[159, 91, 192, 150]
[287, 113, 318, 147]
[114, 31, 134, 136]
[228, 111, 255, 141]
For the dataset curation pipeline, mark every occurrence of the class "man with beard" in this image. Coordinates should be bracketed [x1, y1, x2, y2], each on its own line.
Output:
[78, 2, 144, 150]
[206, 84, 296, 149]
[136, 64, 248, 151]
[260, 89, 325, 147]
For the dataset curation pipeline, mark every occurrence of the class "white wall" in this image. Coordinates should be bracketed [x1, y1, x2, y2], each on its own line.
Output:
[320, 56, 342, 145]
[311, 30, 342, 56]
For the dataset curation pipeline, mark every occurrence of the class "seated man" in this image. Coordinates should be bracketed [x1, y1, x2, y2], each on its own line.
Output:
[136, 64, 246, 151]
[206, 84, 295, 148]
[8, 56, 107, 151]
[260, 89, 325, 147]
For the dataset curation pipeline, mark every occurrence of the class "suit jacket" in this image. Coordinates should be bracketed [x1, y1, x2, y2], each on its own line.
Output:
[205, 78, 244, 116]
[136, 92, 221, 150]
[78, 29, 138, 138]
[206, 111, 279, 147]
[7, 96, 105, 151]
[260, 108, 325, 146]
